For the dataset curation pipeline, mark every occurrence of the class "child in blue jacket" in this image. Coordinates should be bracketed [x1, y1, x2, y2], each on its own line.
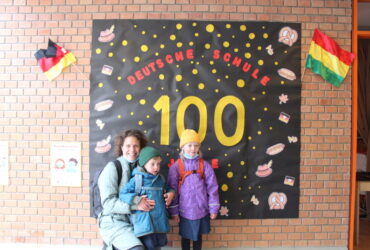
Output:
[120, 146, 175, 250]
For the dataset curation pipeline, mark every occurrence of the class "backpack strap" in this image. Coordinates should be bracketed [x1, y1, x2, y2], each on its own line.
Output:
[134, 174, 142, 194]
[197, 158, 204, 179]
[177, 158, 205, 191]
[113, 160, 123, 186]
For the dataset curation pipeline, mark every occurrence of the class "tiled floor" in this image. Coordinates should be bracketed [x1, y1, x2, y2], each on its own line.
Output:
[354, 217, 370, 250]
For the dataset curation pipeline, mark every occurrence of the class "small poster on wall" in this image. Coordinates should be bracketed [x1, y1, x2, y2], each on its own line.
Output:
[0, 141, 9, 186]
[50, 142, 81, 187]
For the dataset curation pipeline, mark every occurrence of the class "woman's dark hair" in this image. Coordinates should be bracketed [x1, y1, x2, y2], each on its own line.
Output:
[114, 129, 148, 157]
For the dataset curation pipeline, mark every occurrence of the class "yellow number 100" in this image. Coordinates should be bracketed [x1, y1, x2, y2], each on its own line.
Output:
[153, 95, 245, 146]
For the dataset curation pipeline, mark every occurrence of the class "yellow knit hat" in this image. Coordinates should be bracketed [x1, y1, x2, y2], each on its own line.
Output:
[179, 129, 201, 148]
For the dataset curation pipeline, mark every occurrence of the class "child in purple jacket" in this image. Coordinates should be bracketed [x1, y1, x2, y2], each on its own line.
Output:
[167, 129, 220, 250]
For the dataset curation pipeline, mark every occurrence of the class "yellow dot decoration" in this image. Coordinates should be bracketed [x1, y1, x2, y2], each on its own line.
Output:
[170, 34, 176, 40]
[221, 184, 228, 192]
[192, 22, 197, 27]
[117, 76, 122, 80]
[176, 75, 182, 82]
[248, 136, 252, 140]
[108, 52, 113, 57]
[153, 34, 157, 38]
[205, 43, 211, 49]
[227, 172, 233, 178]
[177, 42, 183, 48]
[212, 69, 217, 74]
[139, 99, 146, 105]
[258, 60, 264, 66]
[134, 56, 140, 62]
[275, 61, 279, 65]
[244, 52, 251, 59]
[122, 58, 126, 62]
[249, 33, 255, 39]
[117, 115, 122, 119]
[245, 43, 251, 48]
[194, 33, 199, 37]
[176, 23, 182, 30]
[141, 45, 149, 52]
[264, 107, 268, 111]
[138, 121, 143, 126]
[159, 74, 165, 80]
[192, 69, 198, 75]
[98, 83, 104, 88]
[206, 24, 215, 32]
[257, 131, 262, 135]
[215, 89, 219, 93]
[240, 25, 247, 31]
[109, 42, 114, 46]
[223, 41, 230, 48]
[240, 161, 245, 166]
[122, 40, 128, 46]
[96, 48, 101, 54]
[189, 41, 194, 46]
[130, 112, 134, 116]
[198, 83, 205, 89]
[237, 79, 245, 88]
[226, 24, 231, 29]
[146, 115, 150, 118]
[148, 87, 152, 91]
[114, 90, 118, 94]
[160, 44, 165, 49]
[263, 33, 269, 39]
[126, 94, 132, 101]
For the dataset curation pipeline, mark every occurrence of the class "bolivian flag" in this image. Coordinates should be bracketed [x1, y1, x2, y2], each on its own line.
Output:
[35, 39, 76, 81]
[306, 29, 355, 87]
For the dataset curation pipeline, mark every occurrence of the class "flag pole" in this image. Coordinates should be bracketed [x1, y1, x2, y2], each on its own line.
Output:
[72, 63, 89, 81]
[301, 53, 308, 82]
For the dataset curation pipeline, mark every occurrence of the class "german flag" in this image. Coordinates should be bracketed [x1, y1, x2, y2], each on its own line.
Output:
[35, 39, 76, 81]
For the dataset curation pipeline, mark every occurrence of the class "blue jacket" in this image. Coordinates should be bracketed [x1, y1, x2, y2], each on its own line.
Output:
[119, 167, 172, 237]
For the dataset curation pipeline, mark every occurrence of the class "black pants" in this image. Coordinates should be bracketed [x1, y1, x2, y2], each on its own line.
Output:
[181, 235, 202, 250]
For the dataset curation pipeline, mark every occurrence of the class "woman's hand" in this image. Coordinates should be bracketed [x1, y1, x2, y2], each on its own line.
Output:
[163, 191, 175, 207]
[137, 195, 155, 211]
[172, 215, 180, 223]
[210, 213, 217, 220]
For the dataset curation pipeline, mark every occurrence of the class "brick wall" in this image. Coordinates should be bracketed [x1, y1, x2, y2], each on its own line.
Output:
[0, 0, 353, 248]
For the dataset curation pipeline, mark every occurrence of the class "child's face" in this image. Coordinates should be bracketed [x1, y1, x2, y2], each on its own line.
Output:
[182, 142, 200, 157]
[144, 156, 162, 176]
